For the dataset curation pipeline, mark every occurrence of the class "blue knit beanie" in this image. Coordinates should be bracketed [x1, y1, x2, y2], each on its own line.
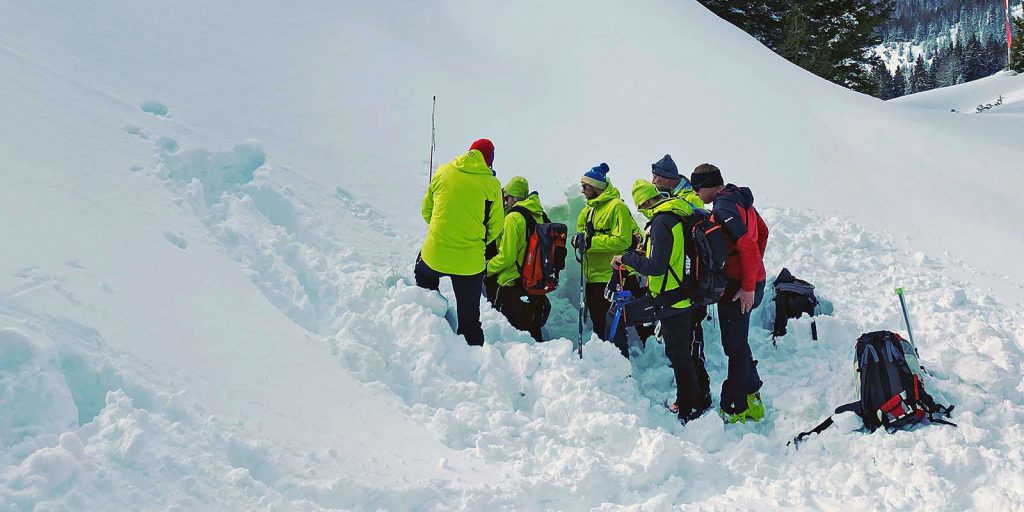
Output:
[651, 154, 679, 179]
[581, 162, 610, 189]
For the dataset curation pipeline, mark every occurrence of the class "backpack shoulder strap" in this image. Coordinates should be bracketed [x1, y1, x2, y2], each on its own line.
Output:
[789, 400, 862, 447]
[509, 206, 539, 275]
[510, 205, 537, 232]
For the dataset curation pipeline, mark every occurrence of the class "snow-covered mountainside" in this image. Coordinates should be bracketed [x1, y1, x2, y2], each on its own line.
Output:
[2, 1, 1023, 510]
[874, 0, 1020, 94]
[894, 70, 1024, 113]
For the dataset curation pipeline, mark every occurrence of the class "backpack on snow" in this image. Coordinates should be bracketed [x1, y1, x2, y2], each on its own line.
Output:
[771, 268, 820, 344]
[792, 330, 955, 446]
[510, 206, 567, 296]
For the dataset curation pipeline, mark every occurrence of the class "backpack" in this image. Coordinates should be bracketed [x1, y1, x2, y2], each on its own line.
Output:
[771, 268, 820, 343]
[680, 210, 730, 306]
[792, 331, 955, 445]
[614, 209, 728, 325]
[510, 206, 568, 296]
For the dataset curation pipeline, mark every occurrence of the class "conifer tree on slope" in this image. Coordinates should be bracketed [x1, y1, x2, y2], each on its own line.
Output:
[700, 0, 894, 94]
[1012, 3, 1024, 73]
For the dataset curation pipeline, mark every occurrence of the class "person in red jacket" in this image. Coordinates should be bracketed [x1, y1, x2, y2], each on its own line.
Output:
[691, 163, 770, 423]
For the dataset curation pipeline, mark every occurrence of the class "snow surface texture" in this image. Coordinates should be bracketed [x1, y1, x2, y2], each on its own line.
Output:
[2, 0, 1024, 510]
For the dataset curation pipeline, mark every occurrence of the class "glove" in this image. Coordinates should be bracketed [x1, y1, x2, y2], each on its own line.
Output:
[632, 232, 645, 251]
[571, 233, 589, 251]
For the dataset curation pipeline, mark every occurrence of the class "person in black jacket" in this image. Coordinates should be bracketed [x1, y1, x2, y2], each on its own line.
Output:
[613, 180, 707, 422]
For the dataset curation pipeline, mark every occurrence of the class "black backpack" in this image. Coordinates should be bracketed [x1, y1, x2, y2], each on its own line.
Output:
[615, 209, 728, 325]
[771, 268, 819, 343]
[792, 331, 955, 445]
[509, 206, 567, 296]
[679, 210, 730, 306]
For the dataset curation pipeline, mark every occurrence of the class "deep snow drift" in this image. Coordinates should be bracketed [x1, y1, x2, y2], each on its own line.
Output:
[2, 1, 1024, 510]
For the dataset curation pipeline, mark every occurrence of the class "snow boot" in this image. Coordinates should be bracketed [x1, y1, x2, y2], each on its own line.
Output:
[667, 402, 707, 424]
[721, 392, 765, 424]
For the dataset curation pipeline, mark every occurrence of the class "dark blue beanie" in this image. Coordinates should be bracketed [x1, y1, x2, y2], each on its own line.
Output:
[581, 162, 610, 189]
[652, 154, 679, 179]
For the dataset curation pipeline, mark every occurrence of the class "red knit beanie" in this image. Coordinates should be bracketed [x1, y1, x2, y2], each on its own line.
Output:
[470, 139, 495, 167]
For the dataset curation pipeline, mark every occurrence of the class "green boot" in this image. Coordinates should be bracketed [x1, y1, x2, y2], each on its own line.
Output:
[744, 392, 765, 421]
[720, 392, 765, 424]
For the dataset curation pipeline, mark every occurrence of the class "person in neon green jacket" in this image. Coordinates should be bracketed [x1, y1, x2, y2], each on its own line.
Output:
[570, 163, 638, 341]
[416, 139, 503, 346]
[613, 179, 707, 423]
[485, 176, 549, 341]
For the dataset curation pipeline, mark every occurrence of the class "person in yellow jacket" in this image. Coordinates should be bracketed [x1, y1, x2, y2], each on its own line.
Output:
[570, 163, 638, 342]
[651, 154, 710, 408]
[612, 179, 708, 423]
[485, 176, 549, 342]
[417, 139, 503, 346]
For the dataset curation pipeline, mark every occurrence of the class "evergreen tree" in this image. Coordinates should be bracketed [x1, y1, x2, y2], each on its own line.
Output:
[962, 35, 985, 81]
[909, 54, 935, 93]
[932, 40, 961, 86]
[891, 65, 908, 98]
[1012, 4, 1024, 72]
[870, 63, 894, 99]
[698, 0, 895, 93]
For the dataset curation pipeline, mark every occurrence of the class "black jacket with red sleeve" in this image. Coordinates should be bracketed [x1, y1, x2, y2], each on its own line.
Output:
[712, 184, 769, 292]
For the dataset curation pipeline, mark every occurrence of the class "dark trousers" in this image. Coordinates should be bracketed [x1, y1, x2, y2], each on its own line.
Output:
[692, 305, 711, 410]
[484, 275, 500, 304]
[718, 280, 766, 413]
[494, 283, 547, 342]
[661, 309, 705, 419]
[415, 257, 485, 346]
[585, 283, 611, 341]
[604, 275, 657, 358]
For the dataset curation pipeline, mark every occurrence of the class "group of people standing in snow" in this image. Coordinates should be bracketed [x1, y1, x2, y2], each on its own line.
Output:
[417, 139, 770, 425]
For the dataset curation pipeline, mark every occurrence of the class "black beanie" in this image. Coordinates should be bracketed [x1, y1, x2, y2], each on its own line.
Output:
[691, 163, 724, 189]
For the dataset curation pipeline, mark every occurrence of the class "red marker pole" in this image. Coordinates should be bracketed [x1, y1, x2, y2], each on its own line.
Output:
[1006, 0, 1013, 69]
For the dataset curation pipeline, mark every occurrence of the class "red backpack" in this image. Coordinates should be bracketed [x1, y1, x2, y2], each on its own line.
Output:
[510, 206, 568, 295]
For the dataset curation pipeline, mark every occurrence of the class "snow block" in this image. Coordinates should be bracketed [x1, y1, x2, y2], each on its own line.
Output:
[139, 100, 169, 117]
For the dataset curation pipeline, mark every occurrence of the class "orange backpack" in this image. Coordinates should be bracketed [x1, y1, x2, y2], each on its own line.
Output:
[510, 206, 568, 295]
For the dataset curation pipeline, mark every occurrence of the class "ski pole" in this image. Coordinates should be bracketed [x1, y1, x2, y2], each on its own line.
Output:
[427, 96, 436, 184]
[577, 251, 586, 359]
[894, 287, 915, 346]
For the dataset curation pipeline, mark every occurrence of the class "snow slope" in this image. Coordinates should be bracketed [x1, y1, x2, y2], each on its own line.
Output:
[893, 71, 1024, 114]
[1, 0, 1022, 302]
[2, 0, 1024, 510]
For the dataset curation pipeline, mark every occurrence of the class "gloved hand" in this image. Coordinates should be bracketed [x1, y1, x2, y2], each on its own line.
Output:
[632, 232, 645, 251]
[571, 232, 589, 251]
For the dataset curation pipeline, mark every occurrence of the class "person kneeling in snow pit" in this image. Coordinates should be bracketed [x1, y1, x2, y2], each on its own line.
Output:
[485, 176, 551, 342]
[612, 180, 706, 423]
[417, 139, 504, 346]
[691, 163, 770, 423]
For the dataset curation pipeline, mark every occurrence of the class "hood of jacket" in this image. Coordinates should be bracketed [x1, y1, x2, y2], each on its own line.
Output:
[450, 150, 495, 176]
[716, 183, 754, 208]
[642, 196, 696, 220]
[586, 182, 622, 207]
[512, 192, 545, 221]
